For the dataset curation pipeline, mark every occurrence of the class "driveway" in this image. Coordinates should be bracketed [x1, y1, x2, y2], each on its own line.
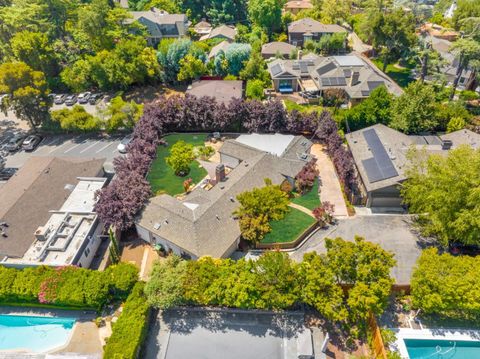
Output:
[290, 215, 423, 285]
[311, 144, 348, 217]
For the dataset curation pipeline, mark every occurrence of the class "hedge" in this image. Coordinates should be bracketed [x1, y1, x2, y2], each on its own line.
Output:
[0, 263, 138, 310]
[103, 282, 150, 359]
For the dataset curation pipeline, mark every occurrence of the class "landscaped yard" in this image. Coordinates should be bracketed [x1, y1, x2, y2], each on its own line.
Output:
[261, 207, 316, 244]
[291, 178, 320, 210]
[284, 99, 325, 113]
[371, 59, 414, 88]
[147, 133, 208, 196]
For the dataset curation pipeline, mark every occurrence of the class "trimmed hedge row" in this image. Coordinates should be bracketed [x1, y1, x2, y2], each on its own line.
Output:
[0, 263, 138, 310]
[103, 282, 150, 359]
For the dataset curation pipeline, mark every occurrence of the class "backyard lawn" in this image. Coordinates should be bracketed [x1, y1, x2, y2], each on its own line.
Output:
[284, 99, 324, 113]
[291, 178, 320, 210]
[261, 207, 316, 244]
[371, 59, 414, 88]
[147, 133, 208, 196]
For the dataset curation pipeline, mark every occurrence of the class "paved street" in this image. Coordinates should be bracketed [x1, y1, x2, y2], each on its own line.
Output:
[290, 215, 423, 285]
[3, 134, 123, 169]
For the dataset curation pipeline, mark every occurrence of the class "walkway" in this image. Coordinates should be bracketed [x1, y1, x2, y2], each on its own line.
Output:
[310, 144, 348, 218]
[121, 239, 160, 280]
[288, 203, 315, 218]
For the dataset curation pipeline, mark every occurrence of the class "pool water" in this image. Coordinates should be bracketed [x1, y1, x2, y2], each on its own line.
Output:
[0, 314, 75, 352]
[405, 338, 480, 359]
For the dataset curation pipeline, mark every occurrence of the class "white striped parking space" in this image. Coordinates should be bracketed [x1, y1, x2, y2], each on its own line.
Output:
[95, 142, 114, 153]
[63, 139, 88, 154]
[79, 140, 100, 153]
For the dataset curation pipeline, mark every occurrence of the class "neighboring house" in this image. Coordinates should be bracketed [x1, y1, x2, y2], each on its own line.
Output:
[420, 34, 476, 90]
[418, 23, 459, 41]
[288, 18, 346, 47]
[346, 124, 480, 208]
[186, 80, 244, 105]
[284, 0, 314, 15]
[193, 20, 212, 36]
[0, 157, 107, 268]
[261, 42, 298, 59]
[200, 24, 237, 42]
[208, 40, 231, 60]
[135, 134, 312, 259]
[267, 53, 401, 105]
[128, 7, 190, 46]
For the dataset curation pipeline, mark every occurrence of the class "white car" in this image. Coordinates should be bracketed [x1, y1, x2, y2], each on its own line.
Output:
[117, 134, 133, 154]
[77, 92, 91, 104]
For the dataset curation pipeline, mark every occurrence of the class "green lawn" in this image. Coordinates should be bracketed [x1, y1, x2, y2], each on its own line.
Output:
[284, 99, 324, 113]
[291, 179, 320, 211]
[261, 207, 316, 244]
[371, 59, 415, 88]
[147, 133, 208, 196]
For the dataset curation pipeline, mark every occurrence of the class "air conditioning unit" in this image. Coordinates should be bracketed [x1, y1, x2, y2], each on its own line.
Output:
[34, 226, 50, 241]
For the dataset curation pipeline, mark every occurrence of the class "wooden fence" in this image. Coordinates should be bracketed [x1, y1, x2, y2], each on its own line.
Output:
[368, 313, 388, 359]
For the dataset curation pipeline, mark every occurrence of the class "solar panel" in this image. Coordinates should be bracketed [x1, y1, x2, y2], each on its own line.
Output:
[316, 62, 336, 76]
[337, 77, 347, 86]
[292, 62, 300, 70]
[367, 81, 384, 90]
[362, 128, 398, 183]
[300, 61, 308, 74]
[271, 64, 282, 76]
[321, 78, 331, 86]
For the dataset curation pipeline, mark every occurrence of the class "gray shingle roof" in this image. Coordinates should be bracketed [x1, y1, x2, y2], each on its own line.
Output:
[261, 42, 297, 57]
[288, 18, 346, 34]
[186, 80, 244, 105]
[200, 24, 237, 41]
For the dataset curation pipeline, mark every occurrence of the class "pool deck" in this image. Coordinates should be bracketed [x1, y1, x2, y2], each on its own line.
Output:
[392, 328, 480, 358]
[0, 307, 102, 357]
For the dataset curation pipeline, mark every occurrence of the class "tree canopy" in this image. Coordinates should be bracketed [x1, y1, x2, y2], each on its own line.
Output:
[165, 140, 196, 175]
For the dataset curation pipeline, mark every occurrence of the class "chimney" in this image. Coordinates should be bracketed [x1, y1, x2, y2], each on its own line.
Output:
[215, 164, 226, 183]
[350, 71, 360, 86]
[298, 50, 303, 60]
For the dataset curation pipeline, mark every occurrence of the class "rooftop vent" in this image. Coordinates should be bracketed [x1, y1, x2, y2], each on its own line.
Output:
[442, 140, 453, 150]
[153, 222, 161, 230]
[34, 226, 50, 241]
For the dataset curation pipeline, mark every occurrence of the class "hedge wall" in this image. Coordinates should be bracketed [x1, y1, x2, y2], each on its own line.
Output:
[0, 263, 138, 310]
[103, 282, 150, 359]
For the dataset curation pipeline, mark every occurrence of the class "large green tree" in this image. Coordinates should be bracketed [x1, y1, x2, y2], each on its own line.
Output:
[165, 140, 196, 175]
[401, 145, 480, 246]
[248, 0, 282, 34]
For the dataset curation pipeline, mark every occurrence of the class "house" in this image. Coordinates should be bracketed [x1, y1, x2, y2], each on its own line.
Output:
[284, 0, 314, 15]
[287, 18, 346, 47]
[135, 134, 312, 259]
[200, 24, 237, 42]
[418, 23, 459, 41]
[0, 157, 107, 268]
[267, 53, 401, 105]
[186, 80, 244, 105]
[261, 41, 298, 59]
[128, 7, 189, 46]
[193, 20, 212, 36]
[346, 124, 480, 208]
[208, 40, 231, 60]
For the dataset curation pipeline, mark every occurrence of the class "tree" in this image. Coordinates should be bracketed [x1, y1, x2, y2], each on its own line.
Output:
[248, 0, 282, 34]
[165, 140, 195, 175]
[449, 38, 480, 99]
[239, 52, 270, 83]
[108, 226, 120, 264]
[315, 32, 348, 55]
[245, 79, 265, 100]
[99, 96, 143, 132]
[224, 43, 251, 76]
[312, 202, 335, 228]
[177, 54, 206, 82]
[0, 62, 50, 129]
[50, 105, 101, 132]
[390, 81, 438, 134]
[296, 159, 319, 193]
[144, 255, 187, 309]
[178, 0, 247, 26]
[401, 145, 480, 247]
[320, 0, 351, 24]
[157, 38, 193, 82]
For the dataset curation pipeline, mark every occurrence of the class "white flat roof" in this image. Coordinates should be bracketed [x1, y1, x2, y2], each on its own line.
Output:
[334, 55, 365, 67]
[235, 134, 295, 157]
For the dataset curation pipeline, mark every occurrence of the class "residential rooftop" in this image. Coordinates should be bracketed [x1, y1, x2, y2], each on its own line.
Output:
[288, 18, 346, 34]
[186, 80, 244, 105]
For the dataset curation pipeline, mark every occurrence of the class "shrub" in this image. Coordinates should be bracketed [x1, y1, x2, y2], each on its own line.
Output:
[246, 79, 265, 100]
[50, 105, 101, 132]
[446, 116, 466, 133]
[103, 282, 150, 359]
[165, 140, 195, 175]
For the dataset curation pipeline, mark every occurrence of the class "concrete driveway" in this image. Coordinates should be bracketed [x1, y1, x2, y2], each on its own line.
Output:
[290, 215, 423, 285]
[311, 144, 348, 217]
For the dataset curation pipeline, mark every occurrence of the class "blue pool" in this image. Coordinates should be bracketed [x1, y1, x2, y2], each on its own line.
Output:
[0, 314, 75, 352]
[405, 338, 480, 359]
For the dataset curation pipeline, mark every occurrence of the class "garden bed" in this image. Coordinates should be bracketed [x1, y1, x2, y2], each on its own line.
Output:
[260, 207, 316, 245]
[147, 133, 208, 196]
[291, 178, 320, 210]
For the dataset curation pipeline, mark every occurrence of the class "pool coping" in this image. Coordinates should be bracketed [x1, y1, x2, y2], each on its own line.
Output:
[392, 328, 480, 358]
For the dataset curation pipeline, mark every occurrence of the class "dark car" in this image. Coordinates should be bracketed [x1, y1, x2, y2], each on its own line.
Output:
[449, 243, 480, 256]
[65, 94, 77, 106]
[5, 134, 27, 152]
[22, 134, 43, 152]
[54, 94, 67, 105]
[88, 93, 103, 105]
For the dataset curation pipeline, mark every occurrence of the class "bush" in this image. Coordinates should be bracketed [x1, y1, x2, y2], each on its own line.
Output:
[246, 79, 265, 100]
[459, 90, 480, 101]
[103, 282, 150, 359]
[50, 105, 101, 132]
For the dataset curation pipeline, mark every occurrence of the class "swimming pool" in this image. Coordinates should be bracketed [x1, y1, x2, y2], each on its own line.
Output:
[0, 314, 76, 353]
[405, 339, 480, 359]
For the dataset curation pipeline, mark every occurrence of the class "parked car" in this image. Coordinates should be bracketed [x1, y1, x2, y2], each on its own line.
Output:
[5, 134, 27, 152]
[88, 93, 103, 105]
[65, 94, 77, 106]
[54, 94, 67, 105]
[78, 92, 91, 104]
[117, 134, 133, 154]
[22, 134, 43, 152]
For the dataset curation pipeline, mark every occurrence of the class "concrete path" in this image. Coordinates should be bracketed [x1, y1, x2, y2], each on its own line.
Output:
[310, 144, 348, 218]
[288, 203, 315, 218]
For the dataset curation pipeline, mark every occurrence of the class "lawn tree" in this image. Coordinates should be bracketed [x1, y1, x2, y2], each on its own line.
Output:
[401, 145, 480, 247]
[165, 140, 195, 175]
[0, 62, 50, 130]
[144, 255, 187, 309]
[295, 159, 319, 194]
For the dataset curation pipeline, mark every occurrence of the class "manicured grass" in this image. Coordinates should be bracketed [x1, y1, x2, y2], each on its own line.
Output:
[371, 59, 414, 88]
[261, 207, 316, 244]
[147, 133, 208, 196]
[291, 179, 320, 210]
[284, 99, 324, 113]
